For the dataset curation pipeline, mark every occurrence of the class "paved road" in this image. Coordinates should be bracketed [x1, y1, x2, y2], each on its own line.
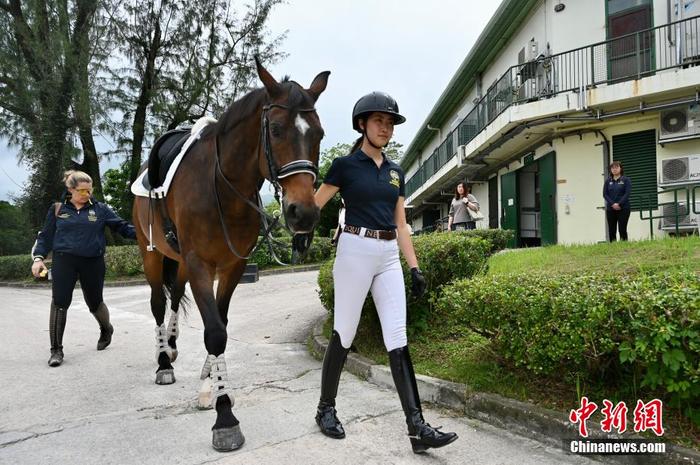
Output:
[0, 271, 595, 465]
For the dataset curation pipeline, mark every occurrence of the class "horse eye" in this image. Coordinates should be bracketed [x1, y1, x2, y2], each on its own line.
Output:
[270, 123, 282, 137]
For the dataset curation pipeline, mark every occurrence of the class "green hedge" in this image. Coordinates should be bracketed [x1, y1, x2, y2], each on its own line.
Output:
[318, 231, 495, 340]
[0, 255, 32, 281]
[0, 237, 334, 281]
[436, 270, 700, 421]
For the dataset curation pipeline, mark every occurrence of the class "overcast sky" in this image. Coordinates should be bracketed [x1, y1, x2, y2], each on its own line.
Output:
[0, 0, 500, 201]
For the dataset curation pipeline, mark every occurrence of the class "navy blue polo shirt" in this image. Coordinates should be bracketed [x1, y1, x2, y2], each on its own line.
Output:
[323, 149, 405, 230]
[603, 175, 632, 210]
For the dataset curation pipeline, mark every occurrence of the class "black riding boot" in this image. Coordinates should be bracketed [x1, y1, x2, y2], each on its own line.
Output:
[48, 301, 67, 367]
[316, 330, 350, 439]
[389, 346, 458, 454]
[92, 302, 114, 351]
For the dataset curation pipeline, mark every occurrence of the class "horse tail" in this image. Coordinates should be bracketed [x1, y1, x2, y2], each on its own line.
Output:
[163, 256, 188, 316]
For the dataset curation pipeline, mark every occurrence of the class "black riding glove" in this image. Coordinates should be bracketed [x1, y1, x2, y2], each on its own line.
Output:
[410, 267, 426, 298]
[292, 232, 314, 263]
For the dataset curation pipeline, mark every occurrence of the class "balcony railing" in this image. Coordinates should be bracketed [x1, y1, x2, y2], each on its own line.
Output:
[405, 15, 700, 199]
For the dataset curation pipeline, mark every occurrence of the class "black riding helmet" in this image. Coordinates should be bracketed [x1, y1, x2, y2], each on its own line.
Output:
[352, 92, 406, 132]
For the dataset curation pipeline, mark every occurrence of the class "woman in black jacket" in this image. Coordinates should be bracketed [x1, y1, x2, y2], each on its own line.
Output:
[602, 161, 632, 241]
[31, 170, 137, 367]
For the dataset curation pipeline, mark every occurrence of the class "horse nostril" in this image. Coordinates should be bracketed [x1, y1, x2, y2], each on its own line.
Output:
[286, 203, 299, 221]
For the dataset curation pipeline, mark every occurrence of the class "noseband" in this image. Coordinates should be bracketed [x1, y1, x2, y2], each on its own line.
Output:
[212, 102, 319, 262]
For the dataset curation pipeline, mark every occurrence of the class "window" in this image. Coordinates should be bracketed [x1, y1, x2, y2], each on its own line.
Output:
[611, 129, 658, 210]
[607, 0, 654, 81]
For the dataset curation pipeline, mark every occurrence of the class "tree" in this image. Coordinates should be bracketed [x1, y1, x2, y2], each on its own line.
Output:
[0, 0, 98, 227]
[105, 0, 286, 215]
[0, 200, 34, 256]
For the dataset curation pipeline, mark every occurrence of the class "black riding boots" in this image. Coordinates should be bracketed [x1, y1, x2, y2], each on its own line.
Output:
[92, 302, 114, 351]
[389, 346, 458, 454]
[48, 301, 67, 367]
[316, 330, 350, 439]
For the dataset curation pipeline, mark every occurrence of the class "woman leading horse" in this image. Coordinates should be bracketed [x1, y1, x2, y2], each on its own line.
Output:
[132, 58, 329, 451]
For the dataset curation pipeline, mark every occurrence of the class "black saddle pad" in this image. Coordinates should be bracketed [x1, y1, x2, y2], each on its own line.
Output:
[144, 128, 192, 191]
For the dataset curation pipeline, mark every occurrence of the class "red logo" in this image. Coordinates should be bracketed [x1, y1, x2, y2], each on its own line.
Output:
[569, 398, 664, 437]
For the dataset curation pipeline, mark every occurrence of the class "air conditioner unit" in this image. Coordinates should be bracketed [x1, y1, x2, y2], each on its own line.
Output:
[659, 155, 700, 186]
[660, 201, 700, 231]
[659, 104, 700, 143]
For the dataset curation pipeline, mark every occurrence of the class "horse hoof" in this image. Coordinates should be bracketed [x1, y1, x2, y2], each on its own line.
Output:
[155, 369, 176, 385]
[212, 425, 245, 452]
[169, 349, 178, 363]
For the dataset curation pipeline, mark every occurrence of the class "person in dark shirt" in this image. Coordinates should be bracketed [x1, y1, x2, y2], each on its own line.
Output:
[602, 161, 632, 241]
[312, 92, 458, 454]
[31, 170, 137, 367]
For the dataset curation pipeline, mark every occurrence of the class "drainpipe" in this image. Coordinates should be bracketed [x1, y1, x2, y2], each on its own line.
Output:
[426, 124, 442, 142]
[595, 130, 611, 241]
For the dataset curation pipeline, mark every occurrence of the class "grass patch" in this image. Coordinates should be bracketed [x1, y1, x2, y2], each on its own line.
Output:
[488, 236, 700, 276]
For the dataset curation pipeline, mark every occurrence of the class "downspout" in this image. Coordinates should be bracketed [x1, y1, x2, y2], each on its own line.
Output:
[595, 130, 611, 241]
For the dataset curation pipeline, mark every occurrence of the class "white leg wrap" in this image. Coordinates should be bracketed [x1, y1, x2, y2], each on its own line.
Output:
[155, 324, 173, 362]
[167, 311, 179, 339]
[209, 354, 235, 409]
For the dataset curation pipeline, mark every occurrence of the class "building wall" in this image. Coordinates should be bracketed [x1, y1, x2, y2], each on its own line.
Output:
[493, 112, 700, 245]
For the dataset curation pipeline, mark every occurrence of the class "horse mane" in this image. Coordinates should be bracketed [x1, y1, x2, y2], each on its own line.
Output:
[202, 88, 267, 139]
[201, 77, 313, 139]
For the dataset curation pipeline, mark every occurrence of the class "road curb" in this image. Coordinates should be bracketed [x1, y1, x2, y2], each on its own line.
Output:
[0, 264, 322, 289]
[309, 316, 700, 465]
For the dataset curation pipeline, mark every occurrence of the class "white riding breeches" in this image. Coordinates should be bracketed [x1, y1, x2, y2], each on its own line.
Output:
[332, 230, 407, 352]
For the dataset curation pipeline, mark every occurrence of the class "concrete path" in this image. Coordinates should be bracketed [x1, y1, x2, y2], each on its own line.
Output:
[0, 271, 595, 465]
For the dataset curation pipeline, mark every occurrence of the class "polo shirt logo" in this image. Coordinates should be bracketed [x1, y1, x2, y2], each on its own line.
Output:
[88, 209, 97, 222]
[389, 169, 400, 188]
[57, 213, 70, 219]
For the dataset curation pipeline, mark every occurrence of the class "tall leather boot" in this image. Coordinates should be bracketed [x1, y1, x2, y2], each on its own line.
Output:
[92, 302, 114, 351]
[315, 330, 350, 439]
[389, 346, 458, 454]
[48, 301, 67, 367]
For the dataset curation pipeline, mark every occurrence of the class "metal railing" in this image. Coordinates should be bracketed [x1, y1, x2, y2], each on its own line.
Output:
[639, 185, 700, 238]
[406, 15, 700, 199]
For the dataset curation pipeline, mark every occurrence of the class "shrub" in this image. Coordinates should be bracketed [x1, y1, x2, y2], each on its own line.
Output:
[436, 270, 700, 422]
[0, 255, 32, 281]
[104, 245, 143, 277]
[451, 228, 514, 253]
[0, 237, 334, 281]
[317, 232, 493, 340]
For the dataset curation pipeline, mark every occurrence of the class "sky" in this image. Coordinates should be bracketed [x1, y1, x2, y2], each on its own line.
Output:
[0, 0, 500, 202]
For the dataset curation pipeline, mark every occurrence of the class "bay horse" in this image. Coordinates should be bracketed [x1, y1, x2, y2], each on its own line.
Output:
[132, 58, 329, 451]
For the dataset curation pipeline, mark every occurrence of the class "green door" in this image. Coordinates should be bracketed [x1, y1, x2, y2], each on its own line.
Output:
[500, 171, 518, 248]
[539, 151, 557, 245]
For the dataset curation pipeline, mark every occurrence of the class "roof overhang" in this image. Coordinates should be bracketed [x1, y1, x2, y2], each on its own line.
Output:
[400, 0, 541, 170]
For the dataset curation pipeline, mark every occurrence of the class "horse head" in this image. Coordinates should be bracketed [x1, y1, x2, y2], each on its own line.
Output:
[255, 57, 329, 234]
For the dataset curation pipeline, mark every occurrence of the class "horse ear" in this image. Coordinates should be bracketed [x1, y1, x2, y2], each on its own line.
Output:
[307, 71, 330, 102]
[255, 55, 282, 98]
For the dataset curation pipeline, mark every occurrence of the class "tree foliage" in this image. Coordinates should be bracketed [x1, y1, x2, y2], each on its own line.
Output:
[0, 0, 286, 227]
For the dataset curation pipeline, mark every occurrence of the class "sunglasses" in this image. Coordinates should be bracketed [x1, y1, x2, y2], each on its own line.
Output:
[74, 188, 92, 195]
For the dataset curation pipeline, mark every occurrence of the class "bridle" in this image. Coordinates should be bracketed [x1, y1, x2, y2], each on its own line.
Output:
[213, 102, 319, 263]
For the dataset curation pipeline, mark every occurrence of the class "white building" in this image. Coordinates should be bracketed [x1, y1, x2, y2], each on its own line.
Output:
[402, 0, 700, 245]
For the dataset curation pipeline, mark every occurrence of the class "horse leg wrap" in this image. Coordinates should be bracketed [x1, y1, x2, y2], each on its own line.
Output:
[209, 354, 235, 410]
[167, 311, 179, 339]
[155, 324, 173, 362]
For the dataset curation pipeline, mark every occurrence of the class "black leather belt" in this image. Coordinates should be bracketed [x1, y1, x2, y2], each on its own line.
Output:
[343, 225, 397, 240]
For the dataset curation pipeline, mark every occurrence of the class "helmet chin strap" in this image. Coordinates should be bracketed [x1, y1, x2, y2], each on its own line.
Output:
[363, 130, 386, 150]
